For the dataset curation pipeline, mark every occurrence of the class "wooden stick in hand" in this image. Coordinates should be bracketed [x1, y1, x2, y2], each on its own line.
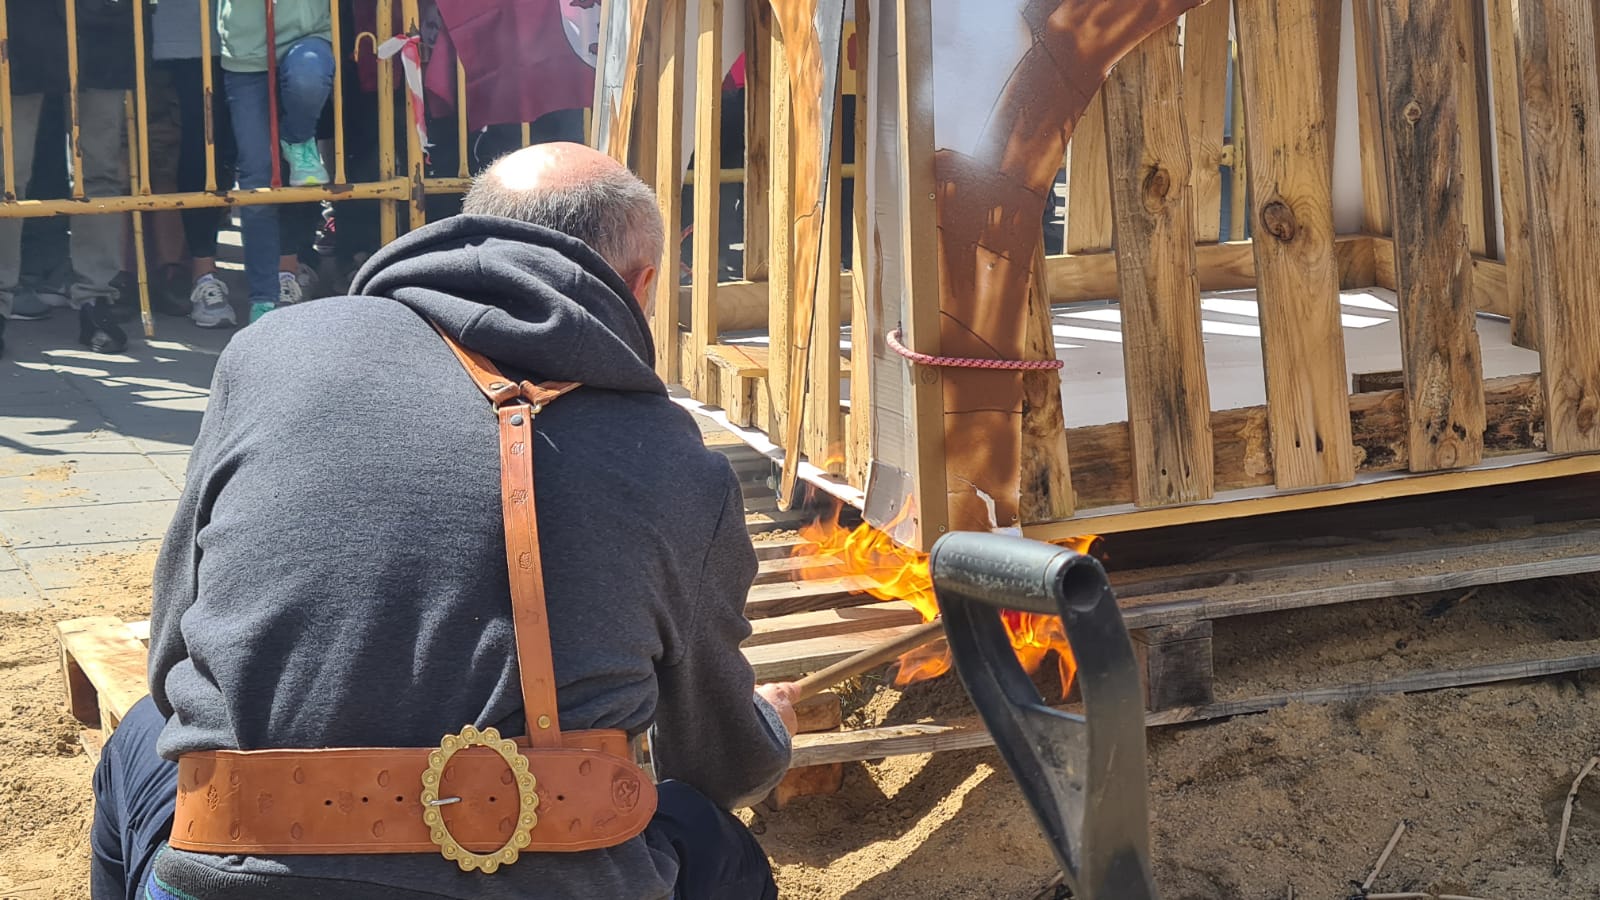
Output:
[790, 619, 946, 702]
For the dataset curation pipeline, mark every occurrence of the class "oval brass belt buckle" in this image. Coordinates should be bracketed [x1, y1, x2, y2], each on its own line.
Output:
[420, 725, 539, 872]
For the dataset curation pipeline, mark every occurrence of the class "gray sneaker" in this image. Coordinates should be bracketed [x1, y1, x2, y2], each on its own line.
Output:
[9, 286, 53, 320]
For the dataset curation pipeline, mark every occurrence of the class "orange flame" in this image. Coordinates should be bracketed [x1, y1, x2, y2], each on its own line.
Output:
[795, 506, 1100, 696]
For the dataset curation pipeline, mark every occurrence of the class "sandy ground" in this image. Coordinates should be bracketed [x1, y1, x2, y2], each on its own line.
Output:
[10, 537, 1600, 898]
[2, 546, 159, 900]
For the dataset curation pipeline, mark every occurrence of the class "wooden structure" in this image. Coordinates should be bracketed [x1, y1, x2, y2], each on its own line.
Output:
[594, 0, 1600, 552]
[60, 467, 1600, 769]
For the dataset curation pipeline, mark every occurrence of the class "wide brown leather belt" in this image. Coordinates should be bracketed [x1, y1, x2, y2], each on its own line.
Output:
[167, 324, 660, 872]
[172, 729, 654, 855]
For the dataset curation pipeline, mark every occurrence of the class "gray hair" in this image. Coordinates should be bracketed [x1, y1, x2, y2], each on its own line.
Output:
[462, 162, 665, 278]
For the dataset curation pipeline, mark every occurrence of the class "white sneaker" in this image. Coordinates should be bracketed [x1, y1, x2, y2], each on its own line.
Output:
[296, 262, 320, 300]
[189, 275, 236, 328]
[278, 271, 304, 306]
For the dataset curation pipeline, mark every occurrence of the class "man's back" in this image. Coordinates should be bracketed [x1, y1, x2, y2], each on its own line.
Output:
[146, 218, 789, 899]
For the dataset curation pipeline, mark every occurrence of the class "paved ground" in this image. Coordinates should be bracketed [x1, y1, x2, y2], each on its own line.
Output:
[0, 309, 229, 611]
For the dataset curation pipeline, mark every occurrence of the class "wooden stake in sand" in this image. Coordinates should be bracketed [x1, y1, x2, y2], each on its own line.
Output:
[1555, 754, 1600, 874]
[1363, 820, 1409, 891]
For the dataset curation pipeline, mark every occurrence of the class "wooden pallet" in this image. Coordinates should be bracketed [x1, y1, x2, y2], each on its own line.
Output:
[54, 546, 917, 742]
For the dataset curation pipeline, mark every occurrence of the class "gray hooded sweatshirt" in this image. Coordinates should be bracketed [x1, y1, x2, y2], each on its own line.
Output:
[146, 215, 790, 899]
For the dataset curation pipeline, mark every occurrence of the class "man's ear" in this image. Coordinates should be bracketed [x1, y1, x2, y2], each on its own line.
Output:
[626, 265, 659, 316]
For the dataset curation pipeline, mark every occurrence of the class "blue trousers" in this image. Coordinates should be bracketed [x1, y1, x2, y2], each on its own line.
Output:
[223, 37, 335, 304]
[90, 696, 777, 900]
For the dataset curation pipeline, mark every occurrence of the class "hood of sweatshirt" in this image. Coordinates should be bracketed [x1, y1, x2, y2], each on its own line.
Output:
[350, 214, 662, 394]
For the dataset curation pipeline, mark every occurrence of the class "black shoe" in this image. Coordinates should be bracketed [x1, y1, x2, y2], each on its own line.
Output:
[78, 301, 128, 354]
[153, 266, 193, 318]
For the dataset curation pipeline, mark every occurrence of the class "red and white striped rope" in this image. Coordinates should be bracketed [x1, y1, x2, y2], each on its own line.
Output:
[885, 329, 1064, 371]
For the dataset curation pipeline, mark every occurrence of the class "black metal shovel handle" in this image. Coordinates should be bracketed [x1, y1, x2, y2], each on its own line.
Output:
[931, 532, 1157, 900]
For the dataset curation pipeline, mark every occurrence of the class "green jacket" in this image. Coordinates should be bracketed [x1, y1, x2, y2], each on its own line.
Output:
[216, 0, 331, 73]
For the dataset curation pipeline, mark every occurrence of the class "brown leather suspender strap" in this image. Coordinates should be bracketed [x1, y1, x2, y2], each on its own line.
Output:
[433, 327, 579, 748]
[166, 325, 657, 866]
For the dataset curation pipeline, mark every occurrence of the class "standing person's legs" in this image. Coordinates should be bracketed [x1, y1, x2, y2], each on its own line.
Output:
[19, 94, 70, 313]
[277, 36, 334, 188]
[647, 781, 778, 900]
[1, 94, 46, 334]
[70, 88, 131, 352]
[223, 68, 283, 317]
[274, 37, 336, 304]
[0, 94, 43, 357]
[90, 696, 178, 900]
[143, 65, 191, 316]
[169, 58, 240, 327]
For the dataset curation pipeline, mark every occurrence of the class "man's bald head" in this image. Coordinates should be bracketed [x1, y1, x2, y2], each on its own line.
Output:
[463, 143, 664, 305]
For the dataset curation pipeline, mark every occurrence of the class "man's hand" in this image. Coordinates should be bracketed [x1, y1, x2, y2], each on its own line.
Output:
[755, 682, 800, 738]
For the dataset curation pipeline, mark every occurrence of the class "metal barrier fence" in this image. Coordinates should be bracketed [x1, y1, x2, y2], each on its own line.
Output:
[0, 0, 601, 334]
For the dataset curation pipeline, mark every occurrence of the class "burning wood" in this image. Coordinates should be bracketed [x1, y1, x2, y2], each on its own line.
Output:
[793, 506, 1099, 695]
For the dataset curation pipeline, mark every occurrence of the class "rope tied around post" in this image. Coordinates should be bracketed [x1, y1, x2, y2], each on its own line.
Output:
[885, 329, 1064, 371]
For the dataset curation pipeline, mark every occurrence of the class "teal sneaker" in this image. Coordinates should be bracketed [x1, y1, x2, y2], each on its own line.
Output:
[248, 301, 276, 324]
[280, 139, 329, 186]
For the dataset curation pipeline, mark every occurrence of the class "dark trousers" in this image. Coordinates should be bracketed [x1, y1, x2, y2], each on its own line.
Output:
[91, 696, 777, 900]
[155, 58, 237, 260]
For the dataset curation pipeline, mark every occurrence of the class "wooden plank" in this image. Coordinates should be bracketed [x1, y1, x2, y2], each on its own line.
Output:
[617, 2, 663, 186]
[1512, 0, 1600, 453]
[1148, 652, 1600, 724]
[1020, 244, 1075, 521]
[1131, 621, 1214, 710]
[55, 617, 150, 728]
[1065, 91, 1114, 253]
[893, 0, 950, 550]
[690, 0, 725, 400]
[1234, 0, 1355, 488]
[1027, 451, 1600, 541]
[754, 553, 844, 584]
[790, 651, 1600, 766]
[1350, 0, 1393, 234]
[705, 236, 1382, 331]
[1375, 0, 1486, 473]
[744, 573, 885, 618]
[1314, 0, 1342, 182]
[653, 0, 687, 385]
[804, 107, 845, 474]
[767, 22, 795, 439]
[1122, 552, 1600, 629]
[743, 0, 772, 281]
[771, 0, 849, 510]
[1102, 24, 1215, 506]
[1060, 372, 1540, 512]
[745, 624, 923, 680]
[746, 508, 813, 536]
[1452, 0, 1494, 257]
[745, 601, 924, 645]
[753, 535, 814, 560]
[846, 0, 872, 491]
[1113, 522, 1600, 601]
[1182, 0, 1232, 242]
[1048, 234, 1379, 301]
[1483, 0, 1535, 349]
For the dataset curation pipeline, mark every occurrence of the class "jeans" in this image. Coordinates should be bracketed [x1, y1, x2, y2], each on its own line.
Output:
[224, 37, 335, 303]
[92, 696, 778, 900]
[90, 697, 178, 900]
[0, 90, 127, 316]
